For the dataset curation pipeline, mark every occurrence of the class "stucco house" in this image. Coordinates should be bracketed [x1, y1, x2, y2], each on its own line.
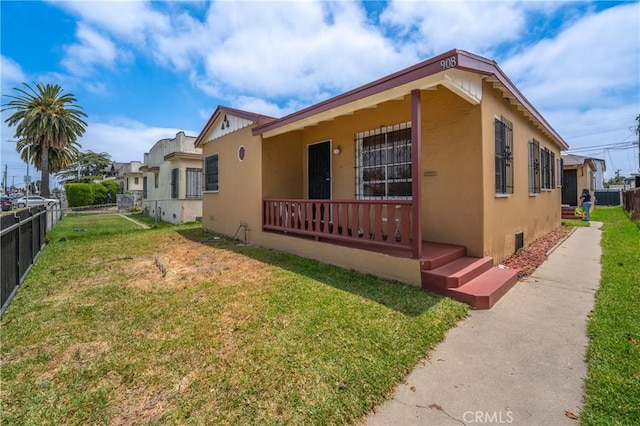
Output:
[113, 161, 145, 194]
[561, 154, 597, 206]
[194, 49, 568, 309]
[140, 131, 202, 224]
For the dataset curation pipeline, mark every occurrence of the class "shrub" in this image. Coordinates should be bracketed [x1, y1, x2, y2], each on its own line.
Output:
[100, 180, 119, 202]
[65, 183, 95, 207]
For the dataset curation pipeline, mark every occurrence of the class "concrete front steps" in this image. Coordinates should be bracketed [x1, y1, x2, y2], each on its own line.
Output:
[420, 242, 518, 309]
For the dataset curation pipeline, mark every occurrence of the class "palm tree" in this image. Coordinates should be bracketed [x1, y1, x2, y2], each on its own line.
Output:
[2, 83, 87, 197]
[16, 137, 81, 175]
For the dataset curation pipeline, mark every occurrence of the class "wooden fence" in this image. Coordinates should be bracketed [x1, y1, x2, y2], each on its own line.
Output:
[1, 204, 62, 316]
[622, 188, 640, 221]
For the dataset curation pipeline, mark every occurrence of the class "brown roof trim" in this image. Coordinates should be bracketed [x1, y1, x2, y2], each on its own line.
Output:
[194, 105, 276, 148]
[251, 49, 567, 150]
[163, 152, 202, 161]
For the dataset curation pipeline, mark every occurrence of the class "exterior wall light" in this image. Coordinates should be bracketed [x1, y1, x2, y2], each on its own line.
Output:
[333, 146, 341, 155]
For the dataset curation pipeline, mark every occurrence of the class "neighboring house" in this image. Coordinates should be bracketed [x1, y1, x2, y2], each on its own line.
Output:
[194, 49, 568, 309]
[592, 158, 606, 189]
[113, 161, 145, 194]
[625, 174, 640, 189]
[140, 131, 202, 224]
[561, 154, 597, 206]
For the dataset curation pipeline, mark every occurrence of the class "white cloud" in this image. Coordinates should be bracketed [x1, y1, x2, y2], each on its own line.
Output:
[61, 23, 120, 77]
[147, 1, 413, 103]
[501, 2, 640, 110]
[380, 1, 527, 57]
[1, 55, 26, 88]
[52, 0, 170, 43]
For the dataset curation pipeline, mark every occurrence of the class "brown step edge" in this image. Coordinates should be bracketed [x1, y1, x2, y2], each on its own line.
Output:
[448, 267, 518, 309]
[421, 256, 494, 289]
[420, 242, 466, 270]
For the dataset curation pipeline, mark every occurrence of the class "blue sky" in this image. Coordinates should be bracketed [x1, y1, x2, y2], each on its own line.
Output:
[1, 0, 639, 190]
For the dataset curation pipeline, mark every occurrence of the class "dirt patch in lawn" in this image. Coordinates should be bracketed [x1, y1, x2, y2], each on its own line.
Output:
[501, 226, 573, 279]
[88, 234, 270, 291]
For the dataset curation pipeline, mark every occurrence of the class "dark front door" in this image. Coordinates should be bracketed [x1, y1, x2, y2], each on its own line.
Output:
[308, 141, 331, 199]
[562, 169, 578, 205]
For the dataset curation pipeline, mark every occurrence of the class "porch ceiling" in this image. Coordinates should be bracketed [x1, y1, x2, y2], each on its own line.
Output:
[260, 69, 482, 138]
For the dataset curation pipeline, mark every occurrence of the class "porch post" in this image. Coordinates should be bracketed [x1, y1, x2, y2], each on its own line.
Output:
[411, 89, 422, 259]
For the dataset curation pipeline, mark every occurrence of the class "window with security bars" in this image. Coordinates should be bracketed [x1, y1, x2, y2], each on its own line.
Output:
[171, 168, 179, 199]
[205, 154, 219, 191]
[541, 148, 555, 190]
[495, 116, 513, 194]
[528, 139, 541, 194]
[186, 168, 202, 199]
[355, 123, 412, 199]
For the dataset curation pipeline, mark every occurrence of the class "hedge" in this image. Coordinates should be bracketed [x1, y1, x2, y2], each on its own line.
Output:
[65, 181, 119, 207]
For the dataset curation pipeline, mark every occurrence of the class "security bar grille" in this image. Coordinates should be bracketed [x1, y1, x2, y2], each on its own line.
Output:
[355, 122, 412, 200]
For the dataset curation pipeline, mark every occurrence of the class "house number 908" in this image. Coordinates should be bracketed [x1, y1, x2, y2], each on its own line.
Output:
[440, 56, 457, 70]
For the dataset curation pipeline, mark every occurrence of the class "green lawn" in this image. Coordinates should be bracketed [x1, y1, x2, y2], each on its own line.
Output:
[1, 214, 468, 425]
[581, 207, 640, 425]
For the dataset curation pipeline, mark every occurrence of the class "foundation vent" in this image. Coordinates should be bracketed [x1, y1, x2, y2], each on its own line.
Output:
[515, 231, 524, 253]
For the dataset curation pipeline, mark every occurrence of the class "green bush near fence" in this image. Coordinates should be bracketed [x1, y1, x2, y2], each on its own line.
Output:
[65, 181, 119, 207]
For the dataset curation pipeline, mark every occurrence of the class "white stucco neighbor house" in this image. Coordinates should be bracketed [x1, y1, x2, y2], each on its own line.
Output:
[140, 131, 203, 224]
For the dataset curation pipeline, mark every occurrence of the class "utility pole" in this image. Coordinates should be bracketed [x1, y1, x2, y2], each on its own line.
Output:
[2, 164, 7, 193]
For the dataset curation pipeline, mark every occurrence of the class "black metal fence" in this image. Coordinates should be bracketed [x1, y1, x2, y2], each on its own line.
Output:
[1, 204, 62, 316]
[594, 189, 622, 206]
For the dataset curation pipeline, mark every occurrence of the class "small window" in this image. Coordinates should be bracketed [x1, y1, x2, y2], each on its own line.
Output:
[205, 154, 219, 191]
[134, 177, 139, 185]
[495, 116, 513, 194]
[186, 168, 202, 199]
[171, 168, 179, 199]
[238, 145, 246, 162]
[154, 172, 159, 189]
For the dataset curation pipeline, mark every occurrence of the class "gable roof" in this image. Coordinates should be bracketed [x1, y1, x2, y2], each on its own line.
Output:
[251, 49, 568, 150]
[194, 106, 275, 148]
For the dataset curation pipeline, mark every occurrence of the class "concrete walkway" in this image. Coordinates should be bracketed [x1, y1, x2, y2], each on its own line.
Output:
[367, 223, 602, 426]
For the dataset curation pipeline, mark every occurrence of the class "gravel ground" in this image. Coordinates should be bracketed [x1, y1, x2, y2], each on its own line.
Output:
[501, 226, 574, 279]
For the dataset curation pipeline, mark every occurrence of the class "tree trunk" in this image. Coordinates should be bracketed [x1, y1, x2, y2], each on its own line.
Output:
[41, 145, 50, 197]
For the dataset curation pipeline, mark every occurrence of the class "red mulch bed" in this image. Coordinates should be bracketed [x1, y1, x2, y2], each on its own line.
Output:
[501, 226, 573, 279]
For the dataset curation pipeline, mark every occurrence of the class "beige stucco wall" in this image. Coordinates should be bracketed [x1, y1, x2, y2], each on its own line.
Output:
[480, 82, 563, 263]
[260, 232, 423, 287]
[201, 125, 264, 238]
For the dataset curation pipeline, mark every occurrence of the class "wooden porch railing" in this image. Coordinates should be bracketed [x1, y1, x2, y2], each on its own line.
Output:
[263, 199, 413, 251]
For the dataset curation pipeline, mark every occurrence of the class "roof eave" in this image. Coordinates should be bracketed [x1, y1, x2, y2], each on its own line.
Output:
[251, 49, 568, 151]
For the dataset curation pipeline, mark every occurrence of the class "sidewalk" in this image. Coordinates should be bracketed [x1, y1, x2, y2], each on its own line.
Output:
[367, 223, 602, 426]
